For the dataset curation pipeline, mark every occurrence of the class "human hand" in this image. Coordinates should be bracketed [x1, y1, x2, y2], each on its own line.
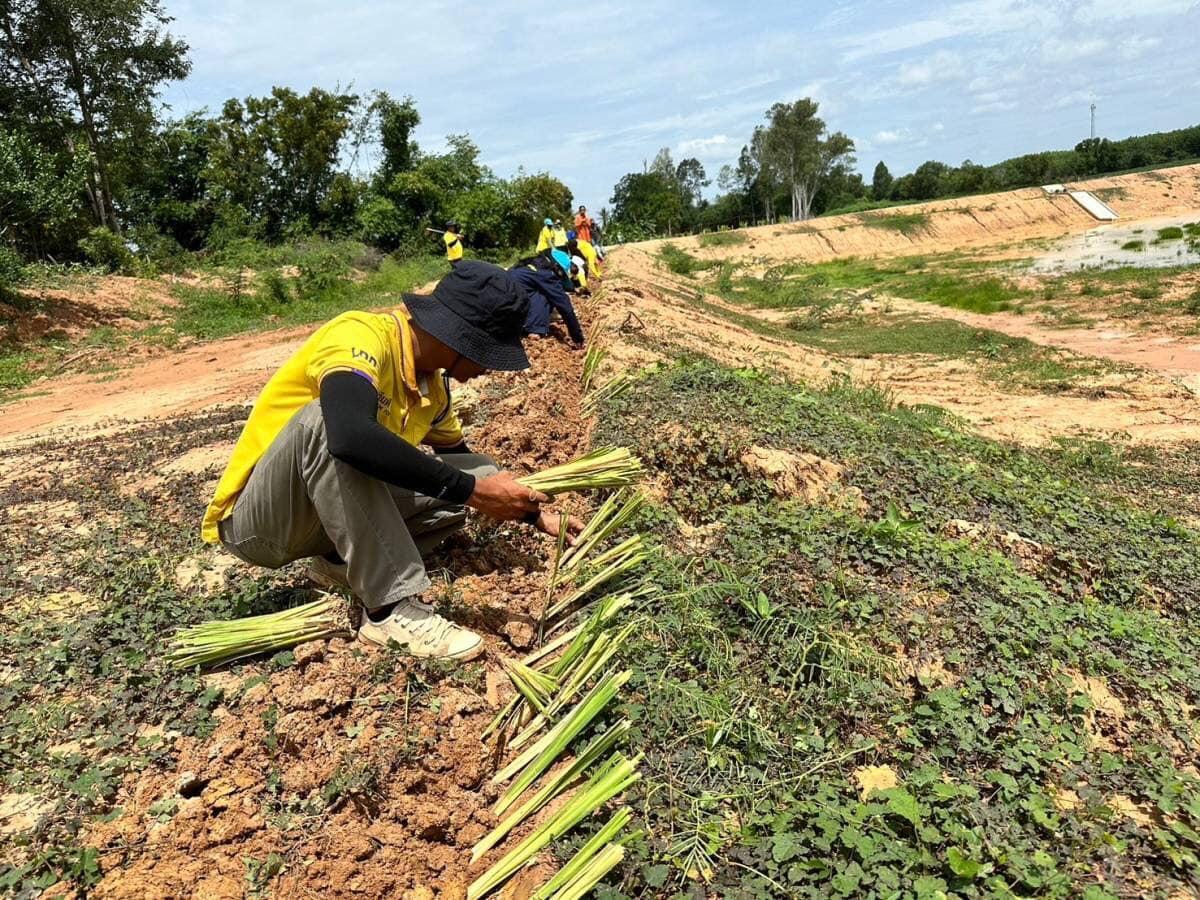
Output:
[467, 472, 548, 521]
[535, 510, 586, 546]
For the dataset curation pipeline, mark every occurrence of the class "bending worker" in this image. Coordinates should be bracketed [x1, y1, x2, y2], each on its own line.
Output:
[201, 261, 582, 661]
[510, 249, 585, 348]
[443, 220, 463, 265]
[536, 217, 556, 252]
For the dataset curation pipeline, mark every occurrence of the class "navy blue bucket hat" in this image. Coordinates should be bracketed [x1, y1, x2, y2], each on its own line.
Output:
[403, 260, 531, 371]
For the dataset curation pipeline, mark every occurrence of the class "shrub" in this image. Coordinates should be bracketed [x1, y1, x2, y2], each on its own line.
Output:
[0, 245, 26, 297]
[1156, 226, 1184, 242]
[1121, 240, 1145, 252]
[697, 230, 747, 248]
[658, 243, 714, 277]
[78, 227, 136, 273]
[258, 270, 293, 305]
[297, 245, 352, 296]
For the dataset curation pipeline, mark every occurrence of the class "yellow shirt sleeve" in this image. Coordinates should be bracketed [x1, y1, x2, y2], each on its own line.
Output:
[303, 316, 388, 389]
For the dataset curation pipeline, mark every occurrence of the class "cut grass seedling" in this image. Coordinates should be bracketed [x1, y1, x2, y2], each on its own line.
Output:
[492, 669, 632, 814]
[467, 753, 642, 900]
[519, 447, 643, 495]
[531, 808, 634, 899]
[168, 594, 352, 668]
[470, 720, 631, 861]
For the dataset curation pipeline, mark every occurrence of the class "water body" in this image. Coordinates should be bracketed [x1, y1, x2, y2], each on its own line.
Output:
[1029, 212, 1200, 274]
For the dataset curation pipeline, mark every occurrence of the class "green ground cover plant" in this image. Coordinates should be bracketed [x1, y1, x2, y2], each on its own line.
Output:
[859, 210, 932, 235]
[1121, 240, 1145, 252]
[657, 243, 717, 277]
[593, 360, 1200, 898]
[697, 231, 748, 248]
[1155, 226, 1184, 242]
[714, 255, 1028, 314]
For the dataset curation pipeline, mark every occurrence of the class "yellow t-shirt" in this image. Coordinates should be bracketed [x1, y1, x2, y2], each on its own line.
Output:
[443, 231, 463, 261]
[200, 309, 464, 543]
[577, 239, 601, 278]
[552, 227, 568, 247]
[536, 226, 555, 253]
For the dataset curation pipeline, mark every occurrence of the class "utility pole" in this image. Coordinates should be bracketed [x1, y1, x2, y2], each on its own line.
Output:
[1090, 101, 1096, 140]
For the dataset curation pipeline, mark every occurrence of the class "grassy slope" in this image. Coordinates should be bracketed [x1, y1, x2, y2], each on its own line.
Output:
[0, 250, 447, 394]
[596, 361, 1200, 898]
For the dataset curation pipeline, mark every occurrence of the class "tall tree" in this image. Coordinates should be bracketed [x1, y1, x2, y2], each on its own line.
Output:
[204, 87, 359, 238]
[761, 99, 855, 221]
[0, 0, 190, 231]
[675, 157, 709, 206]
[871, 161, 893, 201]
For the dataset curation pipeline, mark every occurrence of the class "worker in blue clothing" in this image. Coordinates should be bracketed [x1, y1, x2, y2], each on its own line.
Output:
[509, 249, 585, 348]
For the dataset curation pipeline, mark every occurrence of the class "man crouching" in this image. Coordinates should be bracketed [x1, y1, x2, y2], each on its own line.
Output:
[200, 261, 581, 661]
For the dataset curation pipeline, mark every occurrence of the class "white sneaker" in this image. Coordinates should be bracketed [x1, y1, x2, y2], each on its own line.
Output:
[306, 557, 350, 592]
[358, 599, 484, 661]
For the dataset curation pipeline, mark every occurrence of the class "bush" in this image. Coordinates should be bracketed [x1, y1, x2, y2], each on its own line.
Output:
[257, 270, 293, 305]
[297, 245, 352, 296]
[78, 227, 136, 273]
[697, 230, 748, 248]
[0, 246, 26, 297]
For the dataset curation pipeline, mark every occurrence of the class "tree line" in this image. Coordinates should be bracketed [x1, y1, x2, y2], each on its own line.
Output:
[605, 97, 1200, 239]
[0, 0, 573, 282]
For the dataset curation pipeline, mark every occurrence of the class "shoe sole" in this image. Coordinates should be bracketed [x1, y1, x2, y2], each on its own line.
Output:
[356, 627, 485, 662]
[305, 565, 349, 593]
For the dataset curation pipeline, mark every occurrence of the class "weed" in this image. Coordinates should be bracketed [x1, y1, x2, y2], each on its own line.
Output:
[1121, 240, 1145, 252]
[697, 231, 748, 248]
[592, 359, 1200, 897]
[658, 243, 716, 277]
[1156, 226, 1184, 242]
[859, 211, 931, 236]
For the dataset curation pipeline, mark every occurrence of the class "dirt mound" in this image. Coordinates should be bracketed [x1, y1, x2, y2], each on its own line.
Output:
[645, 163, 1200, 266]
[61, 311, 603, 898]
[1, 275, 176, 346]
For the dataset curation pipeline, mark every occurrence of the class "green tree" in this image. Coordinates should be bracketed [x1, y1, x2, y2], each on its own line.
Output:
[609, 170, 682, 237]
[871, 161, 893, 201]
[761, 98, 855, 220]
[0, 126, 89, 256]
[204, 86, 360, 239]
[0, 0, 190, 232]
[370, 92, 420, 183]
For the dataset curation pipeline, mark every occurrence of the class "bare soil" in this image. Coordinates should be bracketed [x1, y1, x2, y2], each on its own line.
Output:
[657, 164, 1200, 266]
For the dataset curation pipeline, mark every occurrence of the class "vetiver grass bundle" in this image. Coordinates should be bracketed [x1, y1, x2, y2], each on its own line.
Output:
[470, 719, 631, 862]
[518, 447, 642, 496]
[581, 374, 631, 416]
[530, 808, 634, 899]
[546, 542, 648, 619]
[580, 343, 607, 395]
[553, 489, 645, 588]
[481, 595, 634, 742]
[168, 594, 352, 669]
[506, 621, 638, 753]
[492, 669, 632, 814]
[467, 753, 643, 900]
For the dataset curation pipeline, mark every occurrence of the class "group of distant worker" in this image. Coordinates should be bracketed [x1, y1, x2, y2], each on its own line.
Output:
[439, 205, 606, 352]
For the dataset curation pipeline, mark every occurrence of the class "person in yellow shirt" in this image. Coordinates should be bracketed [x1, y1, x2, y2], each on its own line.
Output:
[566, 232, 601, 280]
[442, 220, 463, 265]
[535, 217, 555, 252]
[202, 261, 582, 660]
[552, 219, 568, 248]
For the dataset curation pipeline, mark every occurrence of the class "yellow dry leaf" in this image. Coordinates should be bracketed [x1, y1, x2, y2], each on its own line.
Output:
[853, 764, 899, 800]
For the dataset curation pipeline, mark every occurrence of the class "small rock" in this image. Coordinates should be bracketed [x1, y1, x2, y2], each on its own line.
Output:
[402, 887, 435, 900]
[292, 639, 326, 670]
[175, 771, 205, 798]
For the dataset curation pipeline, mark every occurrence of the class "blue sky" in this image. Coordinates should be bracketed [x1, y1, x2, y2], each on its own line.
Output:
[160, 0, 1200, 210]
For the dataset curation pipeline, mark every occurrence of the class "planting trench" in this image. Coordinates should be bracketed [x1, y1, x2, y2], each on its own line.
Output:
[43, 324, 612, 897]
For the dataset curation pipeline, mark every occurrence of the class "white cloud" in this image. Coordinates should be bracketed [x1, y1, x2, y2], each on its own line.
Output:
[1039, 37, 1109, 64]
[837, 0, 1055, 61]
[873, 129, 908, 145]
[1076, 0, 1196, 23]
[1052, 90, 1094, 110]
[896, 50, 966, 87]
[1118, 35, 1162, 59]
[676, 134, 732, 157]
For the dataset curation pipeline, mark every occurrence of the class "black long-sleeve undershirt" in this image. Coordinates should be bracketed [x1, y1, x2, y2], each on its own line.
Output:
[319, 371, 476, 504]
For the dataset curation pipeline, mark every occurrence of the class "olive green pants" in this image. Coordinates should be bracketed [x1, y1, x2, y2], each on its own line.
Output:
[218, 401, 496, 609]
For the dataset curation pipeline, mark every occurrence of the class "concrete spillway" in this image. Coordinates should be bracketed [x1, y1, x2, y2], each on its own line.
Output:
[1068, 190, 1119, 221]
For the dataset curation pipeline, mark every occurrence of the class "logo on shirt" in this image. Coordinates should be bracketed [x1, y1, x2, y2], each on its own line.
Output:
[351, 347, 378, 368]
